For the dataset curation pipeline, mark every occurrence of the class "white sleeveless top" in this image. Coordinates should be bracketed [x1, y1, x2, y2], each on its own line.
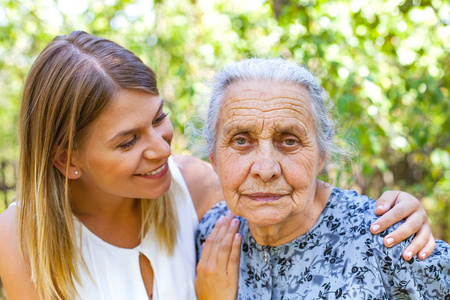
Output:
[73, 157, 199, 300]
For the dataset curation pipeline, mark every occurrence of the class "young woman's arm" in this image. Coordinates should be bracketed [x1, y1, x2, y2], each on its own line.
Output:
[0, 206, 40, 300]
[372, 191, 435, 260]
[174, 155, 437, 299]
[176, 154, 435, 258]
[173, 155, 224, 221]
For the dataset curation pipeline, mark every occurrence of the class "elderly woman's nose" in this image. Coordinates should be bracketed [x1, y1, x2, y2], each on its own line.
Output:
[250, 148, 281, 182]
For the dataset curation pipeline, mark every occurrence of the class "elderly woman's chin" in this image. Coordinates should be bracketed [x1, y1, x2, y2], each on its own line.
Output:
[232, 196, 306, 228]
[241, 207, 289, 227]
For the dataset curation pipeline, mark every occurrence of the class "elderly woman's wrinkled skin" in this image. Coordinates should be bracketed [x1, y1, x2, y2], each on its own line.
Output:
[195, 60, 444, 300]
[196, 72, 449, 300]
[210, 79, 331, 246]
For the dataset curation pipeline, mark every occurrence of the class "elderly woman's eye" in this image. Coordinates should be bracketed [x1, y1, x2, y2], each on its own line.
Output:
[236, 137, 247, 145]
[285, 139, 296, 146]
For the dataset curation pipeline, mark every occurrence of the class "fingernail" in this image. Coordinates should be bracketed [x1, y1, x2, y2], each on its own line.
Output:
[376, 205, 384, 210]
[386, 237, 394, 246]
[420, 253, 427, 260]
[372, 224, 380, 232]
[406, 251, 413, 260]
[231, 219, 239, 226]
[234, 233, 242, 244]
[217, 216, 224, 224]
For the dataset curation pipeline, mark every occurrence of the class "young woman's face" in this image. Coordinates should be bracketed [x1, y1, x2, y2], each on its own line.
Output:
[73, 89, 173, 201]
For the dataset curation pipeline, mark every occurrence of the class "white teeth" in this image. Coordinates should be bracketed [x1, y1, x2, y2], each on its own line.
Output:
[142, 164, 165, 176]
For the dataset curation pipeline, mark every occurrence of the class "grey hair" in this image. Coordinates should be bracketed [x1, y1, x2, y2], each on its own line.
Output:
[203, 58, 344, 163]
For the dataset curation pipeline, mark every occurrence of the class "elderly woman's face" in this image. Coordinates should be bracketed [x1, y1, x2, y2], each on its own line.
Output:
[210, 80, 325, 228]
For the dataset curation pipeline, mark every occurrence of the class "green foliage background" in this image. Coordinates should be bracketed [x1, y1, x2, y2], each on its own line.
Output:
[0, 0, 449, 246]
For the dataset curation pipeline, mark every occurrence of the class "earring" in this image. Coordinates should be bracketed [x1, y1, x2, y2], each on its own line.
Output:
[74, 171, 79, 175]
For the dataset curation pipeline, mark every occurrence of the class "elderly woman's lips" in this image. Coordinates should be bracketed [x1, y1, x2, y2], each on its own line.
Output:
[246, 193, 284, 202]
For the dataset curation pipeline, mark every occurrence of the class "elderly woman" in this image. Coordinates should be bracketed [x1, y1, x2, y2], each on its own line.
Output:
[195, 58, 450, 299]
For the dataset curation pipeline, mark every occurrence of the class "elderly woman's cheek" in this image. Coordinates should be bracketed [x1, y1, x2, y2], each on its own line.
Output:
[283, 150, 312, 172]
[216, 150, 247, 190]
[298, 145, 322, 171]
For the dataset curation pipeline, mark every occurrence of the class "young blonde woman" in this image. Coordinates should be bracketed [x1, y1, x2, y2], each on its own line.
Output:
[0, 32, 435, 299]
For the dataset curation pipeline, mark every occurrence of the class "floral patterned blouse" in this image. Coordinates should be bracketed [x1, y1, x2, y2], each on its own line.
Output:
[195, 188, 450, 299]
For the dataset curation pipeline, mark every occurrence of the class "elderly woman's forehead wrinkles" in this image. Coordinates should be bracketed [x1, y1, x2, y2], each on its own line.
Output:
[222, 99, 310, 116]
[220, 109, 313, 137]
[222, 103, 266, 117]
[224, 95, 308, 108]
[258, 97, 308, 113]
[267, 101, 312, 119]
[220, 101, 263, 124]
[257, 105, 314, 133]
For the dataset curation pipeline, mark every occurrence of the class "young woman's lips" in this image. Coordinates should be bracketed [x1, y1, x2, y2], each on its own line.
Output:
[136, 161, 169, 179]
[246, 193, 284, 202]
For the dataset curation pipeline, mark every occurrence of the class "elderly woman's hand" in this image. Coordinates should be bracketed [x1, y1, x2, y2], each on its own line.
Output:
[370, 191, 435, 261]
[195, 212, 241, 300]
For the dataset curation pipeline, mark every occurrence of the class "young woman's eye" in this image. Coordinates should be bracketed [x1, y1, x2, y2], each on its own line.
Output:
[119, 135, 138, 150]
[153, 111, 168, 125]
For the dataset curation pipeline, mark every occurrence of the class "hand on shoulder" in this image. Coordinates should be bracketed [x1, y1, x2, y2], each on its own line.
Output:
[173, 155, 224, 221]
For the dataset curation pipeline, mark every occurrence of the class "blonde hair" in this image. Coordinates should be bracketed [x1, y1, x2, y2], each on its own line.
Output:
[16, 31, 178, 299]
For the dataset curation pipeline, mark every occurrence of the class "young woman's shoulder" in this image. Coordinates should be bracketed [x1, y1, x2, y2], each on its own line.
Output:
[173, 155, 224, 221]
[0, 205, 18, 262]
[0, 206, 39, 299]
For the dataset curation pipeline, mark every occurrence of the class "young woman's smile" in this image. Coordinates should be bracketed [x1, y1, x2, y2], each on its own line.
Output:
[135, 161, 170, 179]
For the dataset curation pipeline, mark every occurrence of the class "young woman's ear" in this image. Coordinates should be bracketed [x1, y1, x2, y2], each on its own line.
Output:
[54, 149, 81, 179]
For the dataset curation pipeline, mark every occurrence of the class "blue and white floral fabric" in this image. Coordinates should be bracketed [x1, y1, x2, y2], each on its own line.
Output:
[196, 188, 450, 299]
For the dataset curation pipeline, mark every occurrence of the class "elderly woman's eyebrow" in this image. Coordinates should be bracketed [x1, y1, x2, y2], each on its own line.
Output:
[222, 122, 257, 136]
[274, 121, 308, 136]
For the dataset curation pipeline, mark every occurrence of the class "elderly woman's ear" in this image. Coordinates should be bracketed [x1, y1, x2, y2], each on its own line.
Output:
[319, 154, 326, 173]
[208, 154, 217, 173]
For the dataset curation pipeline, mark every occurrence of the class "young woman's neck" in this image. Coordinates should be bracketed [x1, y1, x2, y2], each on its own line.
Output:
[69, 182, 139, 218]
[69, 181, 142, 248]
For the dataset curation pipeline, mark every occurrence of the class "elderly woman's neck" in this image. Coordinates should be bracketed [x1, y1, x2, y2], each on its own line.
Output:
[247, 180, 333, 247]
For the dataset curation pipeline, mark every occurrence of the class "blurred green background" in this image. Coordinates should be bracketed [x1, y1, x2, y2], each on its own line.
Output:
[0, 0, 449, 268]
[0, 0, 449, 296]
